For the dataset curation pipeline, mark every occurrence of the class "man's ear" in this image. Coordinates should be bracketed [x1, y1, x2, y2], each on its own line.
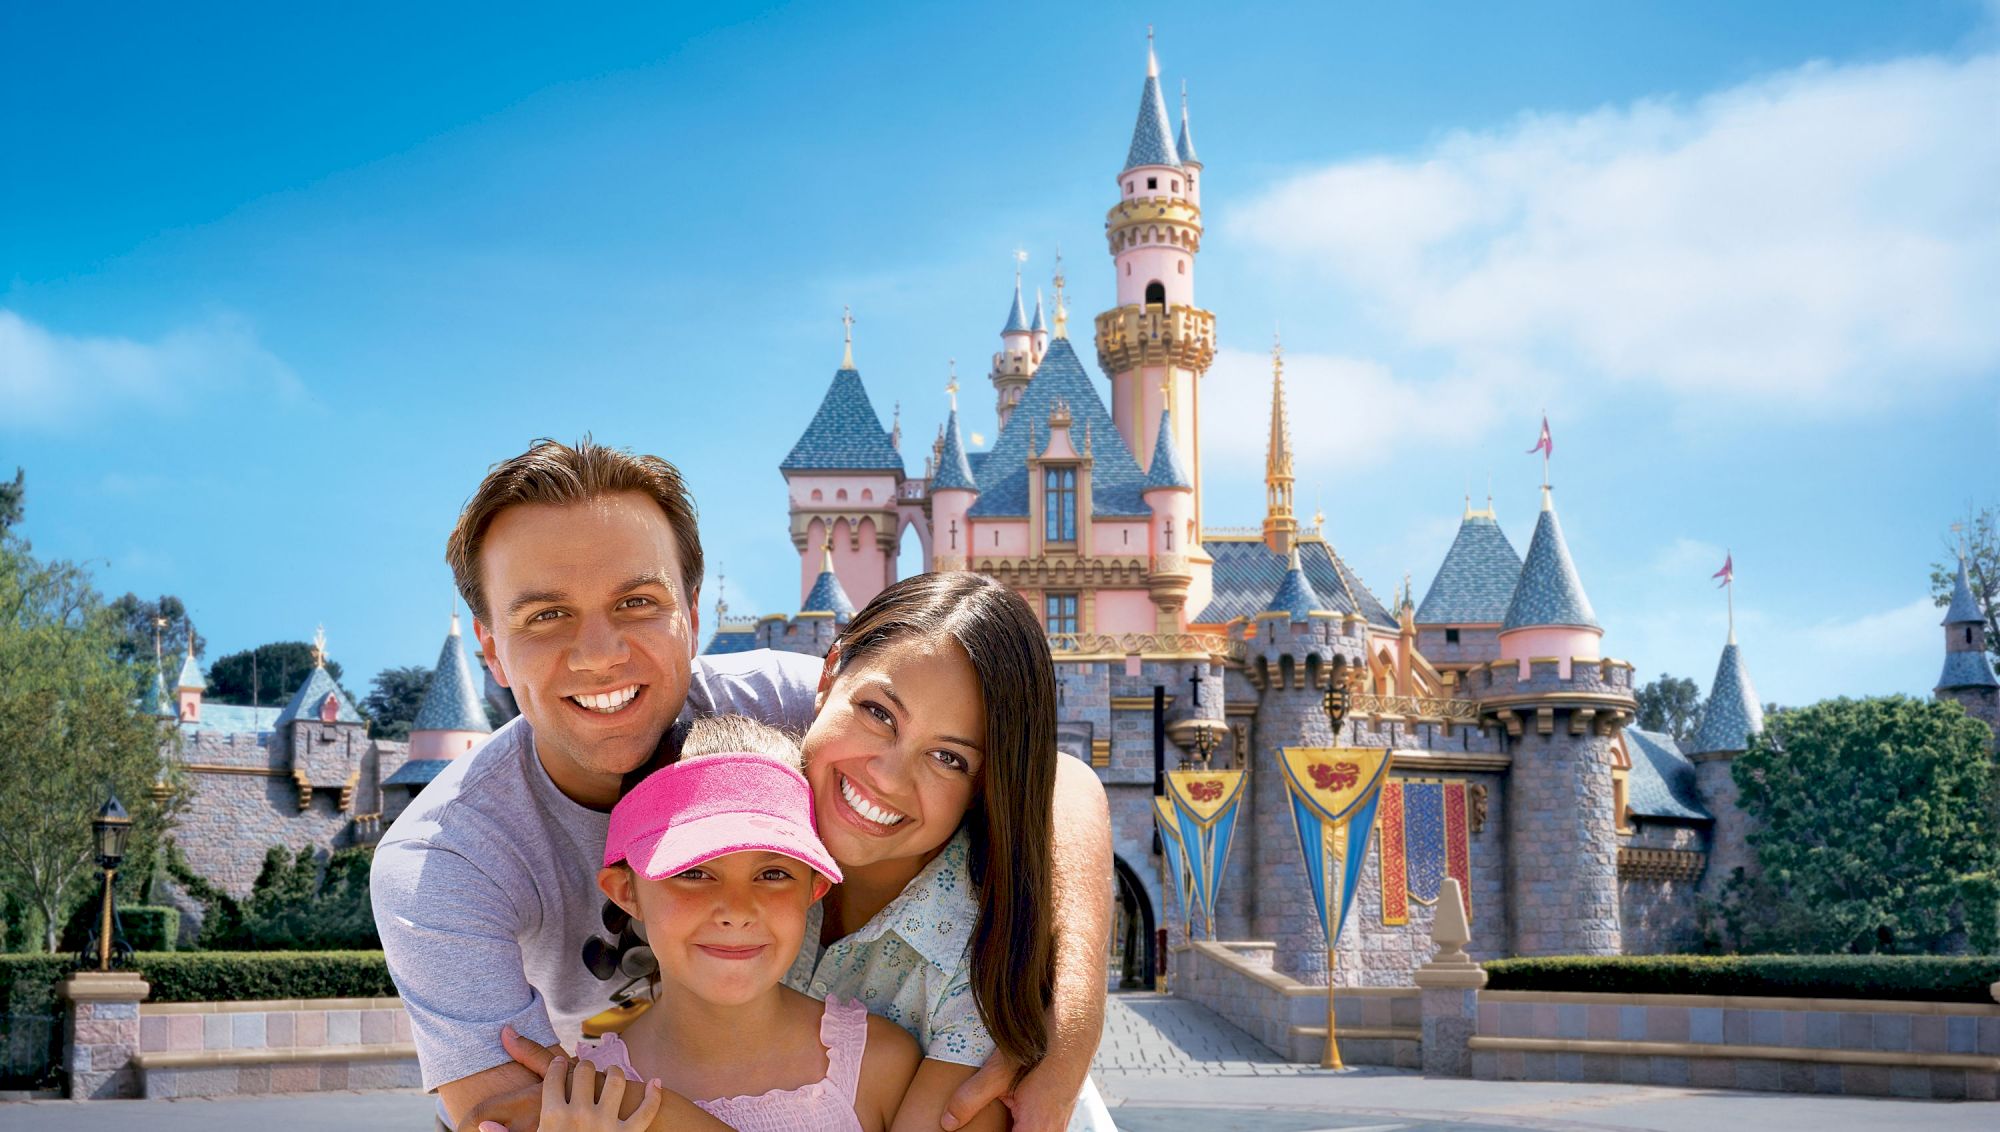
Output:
[473, 617, 509, 688]
[599, 865, 641, 919]
[684, 585, 701, 658]
[814, 645, 839, 714]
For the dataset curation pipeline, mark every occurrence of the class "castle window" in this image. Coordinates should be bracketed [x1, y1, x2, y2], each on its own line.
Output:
[1146, 176, 1157, 190]
[1044, 467, 1077, 543]
[1177, 260, 1185, 274]
[1126, 180, 1134, 194]
[1968, 626, 1976, 645]
[1445, 628, 1460, 645]
[1172, 179, 1179, 192]
[811, 489, 823, 502]
[1144, 281, 1165, 307]
[1045, 592, 1079, 635]
[861, 488, 873, 501]
[836, 489, 848, 501]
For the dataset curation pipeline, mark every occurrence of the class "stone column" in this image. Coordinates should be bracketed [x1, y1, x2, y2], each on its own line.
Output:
[1412, 877, 1485, 1077]
[61, 971, 152, 1099]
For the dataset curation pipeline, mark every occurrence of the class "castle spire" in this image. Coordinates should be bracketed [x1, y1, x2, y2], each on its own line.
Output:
[1051, 249, 1068, 339]
[840, 305, 855, 370]
[1938, 548, 1999, 692]
[802, 539, 857, 621]
[1262, 332, 1298, 554]
[1689, 634, 1764, 756]
[1030, 288, 1048, 333]
[1123, 29, 1181, 171]
[1176, 79, 1199, 166]
[1002, 251, 1030, 335]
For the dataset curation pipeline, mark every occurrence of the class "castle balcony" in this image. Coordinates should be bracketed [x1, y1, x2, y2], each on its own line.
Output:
[1472, 656, 1638, 737]
[1047, 630, 1234, 662]
[1103, 197, 1203, 255]
[1346, 692, 1483, 726]
[1094, 303, 1216, 375]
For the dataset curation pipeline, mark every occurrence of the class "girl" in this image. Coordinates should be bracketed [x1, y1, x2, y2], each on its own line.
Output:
[509, 714, 922, 1131]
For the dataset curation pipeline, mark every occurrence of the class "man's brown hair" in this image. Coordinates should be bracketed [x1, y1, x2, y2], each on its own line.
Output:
[445, 437, 704, 624]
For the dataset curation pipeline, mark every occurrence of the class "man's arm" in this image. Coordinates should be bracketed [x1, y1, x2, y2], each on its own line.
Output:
[945, 752, 1111, 1131]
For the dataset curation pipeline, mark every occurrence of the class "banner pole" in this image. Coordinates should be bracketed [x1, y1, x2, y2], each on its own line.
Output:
[1321, 822, 1343, 1070]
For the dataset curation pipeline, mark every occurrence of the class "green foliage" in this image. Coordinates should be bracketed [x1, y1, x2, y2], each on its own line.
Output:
[0, 468, 21, 531]
[1634, 673, 1704, 747]
[0, 530, 183, 952]
[131, 950, 395, 1003]
[105, 593, 205, 675]
[1485, 954, 2000, 1003]
[183, 844, 380, 951]
[364, 664, 432, 741]
[1930, 505, 1999, 661]
[58, 894, 180, 954]
[163, 841, 243, 949]
[0, 953, 78, 1018]
[206, 641, 346, 707]
[1723, 695, 2000, 954]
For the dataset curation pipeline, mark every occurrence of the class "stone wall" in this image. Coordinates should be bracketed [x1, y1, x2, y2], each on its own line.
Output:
[1176, 941, 1421, 1067]
[1471, 989, 2000, 1100]
[132, 997, 418, 1098]
[1618, 822, 1707, 954]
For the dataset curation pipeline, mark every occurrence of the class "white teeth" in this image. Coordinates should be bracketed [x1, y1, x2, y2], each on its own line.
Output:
[839, 775, 905, 827]
[571, 685, 639, 713]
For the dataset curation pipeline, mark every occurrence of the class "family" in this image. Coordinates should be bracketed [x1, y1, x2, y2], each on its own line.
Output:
[371, 438, 1119, 1131]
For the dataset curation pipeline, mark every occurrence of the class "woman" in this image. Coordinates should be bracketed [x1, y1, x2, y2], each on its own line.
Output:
[516, 573, 1114, 1131]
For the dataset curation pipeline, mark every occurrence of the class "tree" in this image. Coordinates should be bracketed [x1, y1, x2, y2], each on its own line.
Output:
[1634, 673, 1705, 747]
[0, 529, 181, 951]
[1931, 505, 1999, 665]
[206, 641, 345, 707]
[364, 665, 431, 741]
[0, 468, 22, 531]
[188, 844, 380, 950]
[1722, 696, 1999, 955]
[106, 593, 206, 672]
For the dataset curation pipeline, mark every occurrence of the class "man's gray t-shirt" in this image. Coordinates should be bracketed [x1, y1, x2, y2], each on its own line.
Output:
[371, 649, 820, 1090]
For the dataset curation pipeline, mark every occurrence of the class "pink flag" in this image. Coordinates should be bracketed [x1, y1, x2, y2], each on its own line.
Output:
[1713, 553, 1733, 588]
[1527, 415, 1552, 457]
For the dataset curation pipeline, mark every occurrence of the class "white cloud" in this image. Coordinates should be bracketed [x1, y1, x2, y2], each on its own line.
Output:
[0, 309, 307, 429]
[1227, 52, 2000, 408]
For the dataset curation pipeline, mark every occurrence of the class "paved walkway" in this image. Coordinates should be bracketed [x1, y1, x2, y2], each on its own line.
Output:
[3, 994, 1993, 1130]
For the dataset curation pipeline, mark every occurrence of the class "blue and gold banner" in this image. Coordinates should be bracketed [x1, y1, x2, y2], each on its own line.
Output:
[1278, 748, 1394, 953]
[1166, 768, 1247, 940]
[1151, 795, 1196, 935]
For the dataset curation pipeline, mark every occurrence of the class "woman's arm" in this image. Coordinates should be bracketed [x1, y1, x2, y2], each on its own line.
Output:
[946, 753, 1111, 1131]
[896, 1058, 1009, 1132]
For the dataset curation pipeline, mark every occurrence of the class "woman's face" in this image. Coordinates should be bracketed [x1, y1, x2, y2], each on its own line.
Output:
[804, 636, 986, 871]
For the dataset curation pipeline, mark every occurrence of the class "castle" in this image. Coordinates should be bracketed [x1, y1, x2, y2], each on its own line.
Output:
[702, 41, 2000, 984]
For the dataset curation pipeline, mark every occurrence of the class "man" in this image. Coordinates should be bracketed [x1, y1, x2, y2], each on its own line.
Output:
[373, 438, 1111, 1130]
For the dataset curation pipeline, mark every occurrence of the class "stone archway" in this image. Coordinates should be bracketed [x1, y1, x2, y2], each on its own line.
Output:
[1111, 855, 1156, 990]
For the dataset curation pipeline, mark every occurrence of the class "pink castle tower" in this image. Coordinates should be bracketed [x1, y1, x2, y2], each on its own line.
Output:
[408, 612, 493, 760]
[989, 256, 1044, 430]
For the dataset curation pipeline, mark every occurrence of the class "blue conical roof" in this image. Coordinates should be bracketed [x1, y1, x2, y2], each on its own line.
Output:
[1944, 556, 1983, 625]
[781, 368, 906, 473]
[274, 665, 362, 728]
[966, 337, 1150, 519]
[175, 650, 206, 691]
[1142, 411, 1191, 491]
[1417, 509, 1523, 625]
[1003, 277, 1030, 334]
[413, 618, 492, 734]
[1502, 494, 1600, 631]
[1030, 289, 1048, 333]
[802, 566, 856, 620]
[1263, 548, 1328, 620]
[932, 408, 978, 492]
[1176, 102, 1198, 165]
[1689, 642, 1764, 756]
[1939, 650, 2000, 689]
[1124, 70, 1181, 171]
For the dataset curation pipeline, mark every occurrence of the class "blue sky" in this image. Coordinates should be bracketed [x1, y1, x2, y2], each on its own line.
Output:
[4, 1, 1995, 709]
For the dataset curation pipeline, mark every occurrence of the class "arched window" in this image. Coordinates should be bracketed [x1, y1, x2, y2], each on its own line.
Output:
[861, 488, 873, 502]
[1144, 281, 1165, 307]
[836, 488, 848, 501]
[810, 489, 823, 502]
[1177, 260, 1185, 274]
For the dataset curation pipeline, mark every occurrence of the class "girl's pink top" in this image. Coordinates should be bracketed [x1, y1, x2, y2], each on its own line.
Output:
[574, 996, 867, 1132]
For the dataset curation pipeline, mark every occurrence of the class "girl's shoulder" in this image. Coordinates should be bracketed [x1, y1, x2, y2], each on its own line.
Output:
[854, 1009, 922, 1129]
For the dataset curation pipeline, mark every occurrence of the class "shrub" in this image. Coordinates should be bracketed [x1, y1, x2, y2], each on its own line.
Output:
[0, 953, 79, 1018]
[1485, 954, 2000, 1003]
[120, 907, 179, 952]
[132, 950, 394, 1003]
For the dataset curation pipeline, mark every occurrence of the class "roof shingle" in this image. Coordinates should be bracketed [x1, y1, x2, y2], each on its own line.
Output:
[781, 368, 906, 473]
[1623, 727, 1712, 821]
[1689, 642, 1764, 756]
[1502, 496, 1600, 631]
[1192, 537, 1396, 629]
[965, 337, 1149, 519]
[1416, 512, 1522, 626]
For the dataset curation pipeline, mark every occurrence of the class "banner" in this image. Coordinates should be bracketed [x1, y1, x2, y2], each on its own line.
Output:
[1166, 769, 1246, 940]
[1278, 748, 1394, 957]
[1151, 795, 1196, 936]
[1376, 780, 1474, 926]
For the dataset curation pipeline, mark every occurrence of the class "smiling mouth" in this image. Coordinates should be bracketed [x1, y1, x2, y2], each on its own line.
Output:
[837, 773, 907, 828]
[568, 684, 642, 715]
[695, 944, 768, 961]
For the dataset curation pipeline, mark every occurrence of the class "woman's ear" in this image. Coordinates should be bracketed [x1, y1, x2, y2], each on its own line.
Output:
[814, 646, 840, 713]
[598, 865, 641, 919]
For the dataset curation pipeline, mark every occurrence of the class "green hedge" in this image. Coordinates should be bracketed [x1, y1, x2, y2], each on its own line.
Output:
[120, 907, 179, 952]
[1484, 955, 2000, 1003]
[0, 951, 394, 1010]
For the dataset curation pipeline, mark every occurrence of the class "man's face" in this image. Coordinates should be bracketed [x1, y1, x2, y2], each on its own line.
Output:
[473, 492, 699, 807]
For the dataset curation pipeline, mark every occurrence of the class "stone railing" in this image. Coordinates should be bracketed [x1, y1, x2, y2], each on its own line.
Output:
[1046, 632, 1233, 659]
[1349, 693, 1483, 724]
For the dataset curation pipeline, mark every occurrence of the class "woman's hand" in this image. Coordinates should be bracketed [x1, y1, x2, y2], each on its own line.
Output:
[482, 1054, 665, 1132]
[942, 1049, 1084, 1132]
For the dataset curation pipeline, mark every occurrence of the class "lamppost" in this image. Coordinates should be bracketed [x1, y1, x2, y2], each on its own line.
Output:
[80, 792, 133, 972]
[1316, 662, 1365, 1069]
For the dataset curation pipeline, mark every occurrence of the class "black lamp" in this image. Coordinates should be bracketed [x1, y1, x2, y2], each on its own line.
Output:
[1323, 664, 1360, 733]
[81, 791, 133, 971]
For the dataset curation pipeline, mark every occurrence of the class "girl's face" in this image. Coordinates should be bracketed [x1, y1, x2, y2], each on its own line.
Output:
[804, 636, 986, 871]
[600, 851, 829, 1008]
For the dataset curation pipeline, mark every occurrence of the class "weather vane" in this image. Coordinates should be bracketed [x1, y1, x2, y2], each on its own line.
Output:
[312, 624, 327, 669]
[946, 359, 959, 411]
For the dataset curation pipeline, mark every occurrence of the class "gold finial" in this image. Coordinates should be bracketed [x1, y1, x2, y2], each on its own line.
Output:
[1952, 520, 1967, 558]
[945, 360, 959, 411]
[821, 538, 836, 574]
[840, 305, 855, 369]
[1314, 505, 1325, 532]
[312, 624, 327, 669]
[1051, 247, 1068, 338]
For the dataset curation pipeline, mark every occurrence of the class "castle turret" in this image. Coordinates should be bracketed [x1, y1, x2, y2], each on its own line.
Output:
[409, 613, 494, 760]
[802, 541, 858, 623]
[1244, 545, 1368, 982]
[1030, 288, 1050, 359]
[1936, 551, 1999, 741]
[1261, 339, 1298, 556]
[928, 385, 980, 572]
[1095, 35, 1213, 529]
[990, 264, 1040, 429]
[1176, 80, 1201, 202]
[780, 314, 906, 609]
[1142, 410, 1195, 632]
[1482, 481, 1628, 957]
[175, 643, 206, 723]
[1689, 630, 1765, 893]
[1416, 497, 1523, 673]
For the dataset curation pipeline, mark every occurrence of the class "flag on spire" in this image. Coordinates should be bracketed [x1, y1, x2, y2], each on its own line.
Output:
[1527, 414, 1552, 457]
[1713, 553, 1734, 588]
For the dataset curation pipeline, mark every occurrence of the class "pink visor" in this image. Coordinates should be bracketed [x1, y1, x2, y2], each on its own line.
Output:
[605, 753, 842, 885]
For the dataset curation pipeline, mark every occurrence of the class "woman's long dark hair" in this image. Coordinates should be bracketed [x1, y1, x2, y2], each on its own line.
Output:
[830, 572, 1056, 1069]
